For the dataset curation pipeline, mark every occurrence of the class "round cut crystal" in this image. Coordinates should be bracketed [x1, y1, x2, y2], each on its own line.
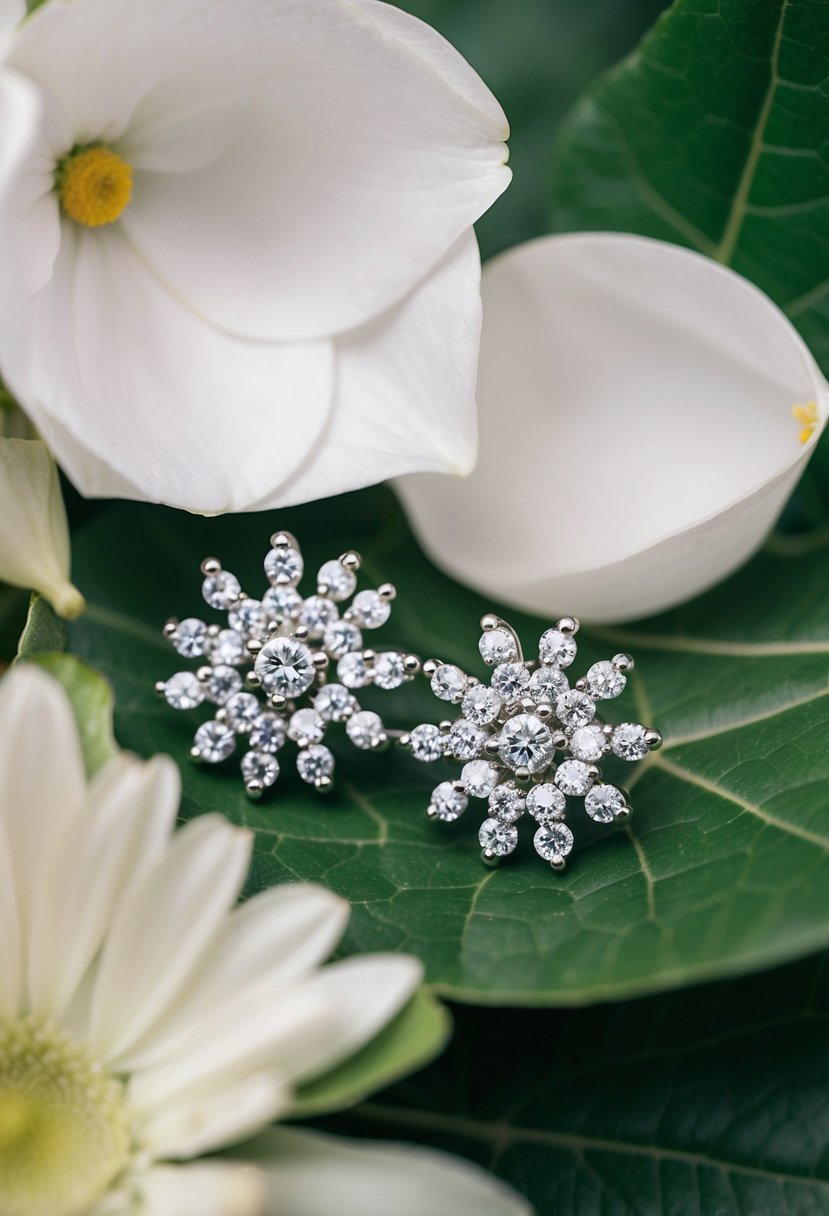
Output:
[205, 665, 243, 704]
[195, 720, 235, 763]
[431, 664, 467, 702]
[337, 652, 370, 689]
[373, 652, 406, 690]
[163, 671, 203, 710]
[264, 545, 303, 586]
[249, 712, 287, 752]
[570, 723, 606, 762]
[461, 760, 500, 798]
[323, 620, 362, 658]
[479, 817, 518, 856]
[317, 558, 357, 601]
[255, 638, 315, 698]
[555, 690, 596, 728]
[611, 722, 649, 761]
[228, 598, 268, 638]
[488, 784, 525, 822]
[538, 628, 577, 668]
[479, 628, 517, 665]
[526, 783, 566, 822]
[462, 684, 502, 725]
[262, 585, 302, 619]
[241, 749, 279, 788]
[350, 589, 390, 629]
[288, 708, 325, 744]
[210, 628, 245, 666]
[313, 683, 356, 722]
[555, 759, 594, 796]
[491, 662, 530, 702]
[224, 691, 260, 731]
[300, 595, 338, 638]
[429, 781, 467, 822]
[534, 821, 574, 865]
[585, 783, 626, 823]
[409, 723, 444, 762]
[528, 664, 569, 705]
[297, 744, 334, 784]
[202, 570, 241, 609]
[447, 719, 487, 761]
[172, 617, 208, 658]
[586, 660, 626, 700]
[498, 714, 554, 774]
[346, 710, 386, 750]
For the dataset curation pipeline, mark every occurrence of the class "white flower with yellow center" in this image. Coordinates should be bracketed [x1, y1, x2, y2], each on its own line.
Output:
[0, 665, 529, 1216]
[0, 0, 509, 513]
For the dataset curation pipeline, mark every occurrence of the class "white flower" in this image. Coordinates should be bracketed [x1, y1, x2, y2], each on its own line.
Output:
[0, 665, 529, 1216]
[0, 436, 83, 617]
[0, 0, 509, 513]
[397, 233, 829, 623]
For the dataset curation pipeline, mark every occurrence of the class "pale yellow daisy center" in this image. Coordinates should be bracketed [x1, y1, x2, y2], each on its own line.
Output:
[57, 145, 133, 228]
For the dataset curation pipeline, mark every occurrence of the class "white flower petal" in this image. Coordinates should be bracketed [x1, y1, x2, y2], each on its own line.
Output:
[0, 438, 83, 617]
[88, 815, 252, 1063]
[0, 814, 20, 1020]
[397, 233, 829, 622]
[136, 1161, 265, 1216]
[246, 1127, 533, 1216]
[250, 233, 481, 509]
[142, 1070, 291, 1160]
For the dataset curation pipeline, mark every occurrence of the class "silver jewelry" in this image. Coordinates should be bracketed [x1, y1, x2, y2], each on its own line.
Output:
[402, 614, 661, 870]
[156, 530, 420, 796]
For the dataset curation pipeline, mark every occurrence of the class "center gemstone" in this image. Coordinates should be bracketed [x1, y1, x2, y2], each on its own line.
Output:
[254, 637, 315, 698]
[498, 713, 554, 775]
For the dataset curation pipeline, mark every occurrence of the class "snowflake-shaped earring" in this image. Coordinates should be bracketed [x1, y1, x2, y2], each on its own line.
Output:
[156, 530, 420, 796]
[402, 614, 661, 870]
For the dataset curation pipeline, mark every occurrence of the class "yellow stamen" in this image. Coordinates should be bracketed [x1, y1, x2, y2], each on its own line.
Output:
[57, 145, 133, 228]
[792, 402, 819, 446]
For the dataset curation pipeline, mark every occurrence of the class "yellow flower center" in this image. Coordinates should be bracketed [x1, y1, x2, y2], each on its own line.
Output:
[57, 145, 133, 228]
[792, 402, 819, 445]
[0, 1019, 132, 1216]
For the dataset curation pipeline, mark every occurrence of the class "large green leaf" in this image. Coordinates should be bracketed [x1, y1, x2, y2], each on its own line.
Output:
[338, 950, 829, 1214]
[65, 488, 829, 1006]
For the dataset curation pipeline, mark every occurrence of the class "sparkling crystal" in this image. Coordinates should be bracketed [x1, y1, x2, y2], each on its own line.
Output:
[586, 660, 626, 700]
[488, 783, 525, 823]
[479, 628, 517, 665]
[491, 662, 531, 702]
[297, 744, 334, 784]
[241, 749, 280, 788]
[528, 664, 569, 705]
[262, 585, 302, 619]
[479, 817, 518, 856]
[498, 714, 554, 774]
[534, 821, 574, 864]
[461, 759, 500, 798]
[205, 665, 243, 704]
[202, 570, 241, 609]
[314, 683, 356, 722]
[350, 589, 390, 629]
[172, 617, 208, 658]
[570, 723, 606, 762]
[555, 689, 596, 728]
[224, 691, 261, 731]
[611, 722, 649, 761]
[163, 671, 203, 710]
[228, 598, 267, 637]
[555, 759, 594, 796]
[346, 710, 385, 750]
[373, 652, 406, 690]
[338, 652, 370, 689]
[447, 719, 487, 761]
[288, 708, 325, 744]
[255, 638, 315, 698]
[249, 712, 286, 752]
[409, 723, 445, 762]
[301, 595, 338, 638]
[526, 783, 566, 822]
[323, 620, 362, 658]
[264, 545, 303, 586]
[538, 628, 577, 668]
[317, 558, 357, 601]
[585, 783, 626, 823]
[195, 719, 235, 763]
[462, 684, 502, 725]
[431, 664, 467, 702]
[210, 628, 245, 666]
[429, 781, 467, 822]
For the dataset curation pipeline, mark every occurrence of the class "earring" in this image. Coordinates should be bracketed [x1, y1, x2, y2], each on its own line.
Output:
[402, 614, 661, 870]
[156, 530, 420, 796]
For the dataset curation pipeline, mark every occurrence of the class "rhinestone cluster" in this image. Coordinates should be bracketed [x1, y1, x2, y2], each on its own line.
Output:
[157, 531, 419, 796]
[405, 614, 661, 869]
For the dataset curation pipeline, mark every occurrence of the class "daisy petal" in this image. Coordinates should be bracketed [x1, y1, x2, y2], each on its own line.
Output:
[137, 1161, 265, 1216]
[0, 816, 20, 1020]
[142, 1070, 291, 1160]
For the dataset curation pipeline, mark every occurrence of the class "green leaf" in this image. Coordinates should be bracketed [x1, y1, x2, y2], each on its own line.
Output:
[17, 593, 68, 658]
[293, 987, 451, 1119]
[19, 651, 116, 777]
[66, 489, 829, 1005]
[338, 951, 829, 1214]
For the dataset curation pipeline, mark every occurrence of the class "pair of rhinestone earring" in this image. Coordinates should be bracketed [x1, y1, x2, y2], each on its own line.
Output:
[157, 530, 661, 871]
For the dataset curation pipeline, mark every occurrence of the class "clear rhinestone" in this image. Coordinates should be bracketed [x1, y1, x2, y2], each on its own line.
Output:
[264, 545, 303, 586]
[172, 617, 208, 658]
[224, 691, 260, 731]
[317, 558, 357, 602]
[205, 665, 243, 704]
[163, 671, 203, 710]
[262, 585, 302, 619]
[241, 749, 280, 788]
[447, 719, 487, 761]
[429, 781, 467, 822]
[301, 595, 338, 638]
[297, 744, 335, 784]
[210, 628, 245, 666]
[373, 652, 407, 690]
[350, 589, 391, 629]
[526, 783, 566, 822]
[194, 720, 235, 763]
[586, 660, 626, 700]
[314, 683, 356, 722]
[585, 783, 626, 823]
[202, 570, 241, 609]
[346, 710, 386, 750]
[479, 628, 517, 665]
[461, 760, 500, 798]
[528, 664, 569, 705]
[255, 638, 316, 698]
[288, 708, 325, 744]
[498, 714, 554, 774]
[228, 598, 268, 638]
[488, 784, 525, 822]
[611, 722, 649, 761]
[431, 664, 467, 702]
[479, 817, 518, 856]
[555, 690, 596, 728]
[409, 723, 445, 762]
[338, 652, 370, 689]
[534, 821, 574, 864]
[462, 684, 502, 725]
[249, 712, 286, 753]
[538, 628, 577, 668]
[570, 723, 606, 762]
[492, 662, 530, 702]
[555, 759, 594, 796]
[323, 620, 362, 658]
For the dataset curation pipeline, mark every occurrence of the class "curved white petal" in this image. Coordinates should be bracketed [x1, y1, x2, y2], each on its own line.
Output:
[397, 233, 829, 623]
[0, 438, 83, 617]
[251, 233, 481, 509]
[137, 1161, 265, 1216]
[0, 815, 20, 1020]
[245, 1127, 533, 1216]
[0, 1, 23, 43]
[142, 1070, 291, 1161]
